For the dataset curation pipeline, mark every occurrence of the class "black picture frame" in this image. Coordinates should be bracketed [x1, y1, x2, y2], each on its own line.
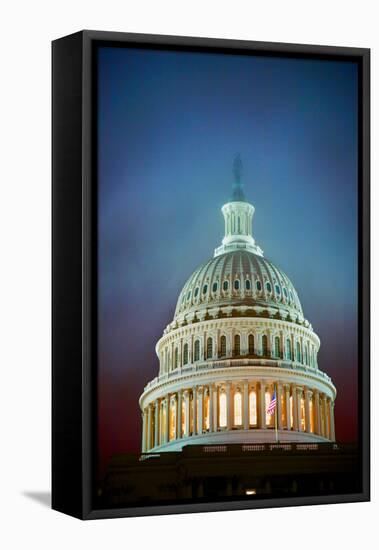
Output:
[52, 30, 370, 520]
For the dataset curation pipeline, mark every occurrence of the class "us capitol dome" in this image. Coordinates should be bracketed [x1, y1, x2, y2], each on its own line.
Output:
[139, 157, 336, 452]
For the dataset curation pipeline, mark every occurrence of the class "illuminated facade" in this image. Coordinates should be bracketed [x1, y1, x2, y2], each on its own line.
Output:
[139, 159, 336, 452]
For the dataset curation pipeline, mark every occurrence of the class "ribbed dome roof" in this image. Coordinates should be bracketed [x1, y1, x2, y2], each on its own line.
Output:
[174, 250, 303, 320]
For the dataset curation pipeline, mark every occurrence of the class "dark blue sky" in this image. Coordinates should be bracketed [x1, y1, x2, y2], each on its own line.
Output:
[97, 46, 358, 469]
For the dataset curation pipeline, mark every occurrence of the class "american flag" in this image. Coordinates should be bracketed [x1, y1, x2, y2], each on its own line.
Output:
[266, 390, 277, 415]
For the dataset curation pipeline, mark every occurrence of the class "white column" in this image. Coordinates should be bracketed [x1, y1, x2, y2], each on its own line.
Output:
[297, 387, 302, 431]
[209, 385, 214, 432]
[213, 385, 219, 431]
[184, 390, 190, 437]
[177, 391, 182, 439]
[192, 387, 197, 436]
[259, 382, 266, 428]
[277, 383, 283, 430]
[189, 335, 193, 363]
[164, 397, 169, 443]
[304, 388, 311, 433]
[243, 380, 249, 430]
[291, 334, 296, 362]
[226, 382, 232, 430]
[159, 402, 163, 443]
[197, 386, 204, 434]
[142, 409, 147, 452]
[241, 332, 247, 355]
[267, 329, 272, 358]
[329, 399, 336, 441]
[257, 334, 262, 356]
[168, 396, 175, 440]
[323, 395, 329, 439]
[314, 390, 321, 435]
[280, 331, 285, 359]
[147, 405, 152, 450]
[300, 336, 305, 364]
[292, 385, 299, 431]
[154, 400, 159, 447]
[284, 384, 291, 430]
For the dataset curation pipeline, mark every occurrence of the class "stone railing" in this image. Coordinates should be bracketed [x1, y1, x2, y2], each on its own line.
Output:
[143, 358, 331, 392]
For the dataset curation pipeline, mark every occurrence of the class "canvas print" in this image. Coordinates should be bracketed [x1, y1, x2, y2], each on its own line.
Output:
[96, 45, 360, 508]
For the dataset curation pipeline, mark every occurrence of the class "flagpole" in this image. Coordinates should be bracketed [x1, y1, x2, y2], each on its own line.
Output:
[275, 384, 279, 444]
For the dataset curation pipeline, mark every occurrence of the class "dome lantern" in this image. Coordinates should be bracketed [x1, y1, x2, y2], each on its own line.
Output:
[214, 156, 263, 257]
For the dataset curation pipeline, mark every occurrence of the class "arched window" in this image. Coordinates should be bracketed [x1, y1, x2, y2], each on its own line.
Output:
[194, 340, 200, 362]
[206, 337, 213, 359]
[194, 287, 199, 298]
[220, 335, 226, 357]
[234, 334, 240, 356]
[245, 279, 251, 290]
[283, 287, 288, 299]
[183, 343, 188, 365]
[296, 341, 301, 363]
[286, 338, 292, 360]
[174, 348, 178, 369]
[234, 391, 242, 425]
[262, 334, 268, 356]
[274, 336, 280, 357]
[248, 334, 254, 355]
[202, 284, 208, 295]
[219, 391, 227, 428]
[234, 279, 240, 290]
[266, 281, 272, 293]
[187, 290, 191, 300]
[256, 280, 262, 292]
[275, 284, 281, 296]
[237, 216, 241, 233]
[212, 281, 218, 292]
[223, 280, 229, 292]
[249, 390, 257, 425]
